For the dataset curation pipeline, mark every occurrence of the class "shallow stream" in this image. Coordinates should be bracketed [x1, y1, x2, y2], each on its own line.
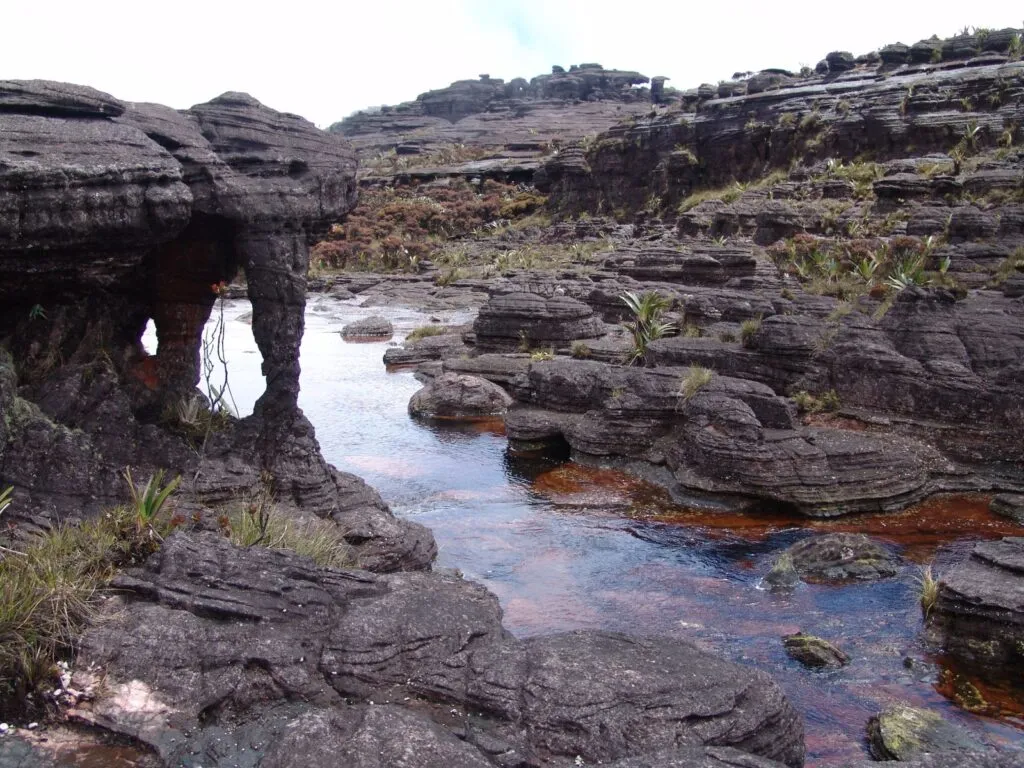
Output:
[166, 297, 1024, 764]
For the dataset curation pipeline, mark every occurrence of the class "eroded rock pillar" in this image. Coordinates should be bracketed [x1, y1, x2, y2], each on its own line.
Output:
[240, 230, 308, 420]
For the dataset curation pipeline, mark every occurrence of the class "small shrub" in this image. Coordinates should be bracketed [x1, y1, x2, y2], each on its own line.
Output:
[435, 268, 462, 287]
[792, 389, 841, 414]
[570, 341, 592, 359]
[680, 365, 714, 400]
[739, 316, 762, 347]
[992, 246, 1024, 285]
[530, 349, 555, 362]
[683, 325, 703, 338]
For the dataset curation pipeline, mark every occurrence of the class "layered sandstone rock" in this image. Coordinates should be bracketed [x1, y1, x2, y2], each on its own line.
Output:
[68, 532, 806, 767]
[0, 80, 433, 570]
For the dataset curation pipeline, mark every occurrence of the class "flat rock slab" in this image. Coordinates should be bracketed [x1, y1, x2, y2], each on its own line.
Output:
[342, 315, 394, 339]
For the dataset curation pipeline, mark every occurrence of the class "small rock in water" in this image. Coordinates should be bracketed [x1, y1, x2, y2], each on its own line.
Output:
[867, 704, 985, 760]
[763, 552, 800, 592]
[782, 632, 849, 669]
[785, 532, 899, 582]
[341, 315, 394, 339]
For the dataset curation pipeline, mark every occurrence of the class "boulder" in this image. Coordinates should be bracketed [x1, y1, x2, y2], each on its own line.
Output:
[341, 315, 394, 339]
[408, 373, 513, 419]
[784, 533, 899, 582]
[825, 51, 856, 72]
[928, 537, 1024, 680]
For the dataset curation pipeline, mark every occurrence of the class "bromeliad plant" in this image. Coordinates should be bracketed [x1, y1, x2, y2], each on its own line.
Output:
[621, 290, 676, 366]
[123, 468, 181, 536]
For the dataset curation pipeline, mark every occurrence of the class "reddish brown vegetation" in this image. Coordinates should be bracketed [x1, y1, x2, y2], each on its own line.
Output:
[311, 180, 547, 271]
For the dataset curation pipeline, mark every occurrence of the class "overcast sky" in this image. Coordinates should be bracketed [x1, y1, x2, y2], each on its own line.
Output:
[4, 2, 1021, 128]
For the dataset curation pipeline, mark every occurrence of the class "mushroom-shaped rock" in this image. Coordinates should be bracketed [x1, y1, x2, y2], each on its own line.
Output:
[782, 633, 849, 669]
[342, 315, 394, 339]
[785, 533, 899, 582]
[409, 373, 513, 419]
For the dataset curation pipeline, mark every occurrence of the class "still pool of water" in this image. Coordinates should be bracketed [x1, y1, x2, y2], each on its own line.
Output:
[156, 297, 1024, 765]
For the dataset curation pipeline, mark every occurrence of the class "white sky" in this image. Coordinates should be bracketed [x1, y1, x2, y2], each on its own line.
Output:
[3, 2, 1021, 128]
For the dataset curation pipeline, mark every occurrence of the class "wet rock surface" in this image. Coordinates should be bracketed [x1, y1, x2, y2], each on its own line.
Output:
[68, 532, 805, 768]
[866, 704, 986, 760]
[990, 495, 1024, 524]
[782, 633, 849, 669]
[785, 534, 900, 582]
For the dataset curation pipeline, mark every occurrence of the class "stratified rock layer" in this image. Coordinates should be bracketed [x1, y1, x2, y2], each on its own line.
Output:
[71, 533, 806, 768]
[928, 537, 1024, 683]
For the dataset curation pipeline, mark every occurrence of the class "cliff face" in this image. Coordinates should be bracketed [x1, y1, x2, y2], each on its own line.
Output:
[0, 80, 434, 571]
[327, 65, 657, 181]
[539, 36, 1024, 214]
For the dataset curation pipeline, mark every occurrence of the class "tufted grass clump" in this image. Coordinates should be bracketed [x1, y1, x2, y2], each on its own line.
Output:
[570, 341, 592, 359]
[739, 316, 762, 347]
[406, 324, 452, 342]
[680, 365, 714, 400]
[792, 389, 841, 414]
[917, 565, 940, 618]
[227, 501, 354, 570]
[0, 506, 174, 702]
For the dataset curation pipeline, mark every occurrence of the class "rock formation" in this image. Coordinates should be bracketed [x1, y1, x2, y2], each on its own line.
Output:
[67, 532, 805, 767]
[0, 80, 432, 570]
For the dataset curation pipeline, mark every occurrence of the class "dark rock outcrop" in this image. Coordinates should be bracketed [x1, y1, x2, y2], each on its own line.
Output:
[70, 533, 806, 768]
[474, 292, 606, 352]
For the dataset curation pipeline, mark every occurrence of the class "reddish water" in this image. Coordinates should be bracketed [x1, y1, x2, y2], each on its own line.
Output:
[160, 299, 1024, 765]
